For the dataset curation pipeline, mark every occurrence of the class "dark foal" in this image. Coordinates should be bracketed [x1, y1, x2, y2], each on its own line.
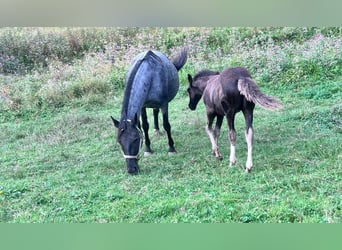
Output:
[187, 67, 283, 172]
[111, 48, 187, 174]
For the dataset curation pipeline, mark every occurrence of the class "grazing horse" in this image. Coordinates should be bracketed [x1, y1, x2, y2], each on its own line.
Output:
[187, 67, 283, 172]
[111, 48, 187, 174]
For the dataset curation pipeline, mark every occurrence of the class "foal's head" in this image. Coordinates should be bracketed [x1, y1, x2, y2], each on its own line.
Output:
[187, 74, 203, 110]
[111, 114, 143, 174]
[187, 70, 220, 110]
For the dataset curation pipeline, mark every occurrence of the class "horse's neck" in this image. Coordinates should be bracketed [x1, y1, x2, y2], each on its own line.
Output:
[200, 75, 219, 92]
[198, 80, 209, 93]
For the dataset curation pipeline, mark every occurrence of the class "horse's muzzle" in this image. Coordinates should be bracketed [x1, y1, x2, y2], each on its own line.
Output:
[126, 159, 140, 174]
[188, 103, 196, 110]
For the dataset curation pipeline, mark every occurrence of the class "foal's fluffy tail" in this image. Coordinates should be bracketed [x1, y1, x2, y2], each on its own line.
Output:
[172, 47, 188, 71]
[237, 77, 283, 110]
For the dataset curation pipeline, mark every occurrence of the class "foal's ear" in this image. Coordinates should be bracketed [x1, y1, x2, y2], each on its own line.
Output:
[187, 74, 193, 86]
[110, 116, 120, 128]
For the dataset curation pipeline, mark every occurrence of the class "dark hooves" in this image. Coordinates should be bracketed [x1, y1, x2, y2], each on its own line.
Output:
[168, 148, 176, 155]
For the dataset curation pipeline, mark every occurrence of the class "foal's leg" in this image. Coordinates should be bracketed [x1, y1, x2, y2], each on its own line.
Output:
[205, 112, 222, 159]
[141, 108, 152, 156]
[153, 108, 161, 136]
[214, 115, 224, 147]
[242, 107, 254, 172]
[161, 106, 176, 154]
[226, 113, 237, 166]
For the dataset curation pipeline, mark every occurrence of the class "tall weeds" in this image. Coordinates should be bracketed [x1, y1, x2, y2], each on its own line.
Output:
[1, 27, 341, 111]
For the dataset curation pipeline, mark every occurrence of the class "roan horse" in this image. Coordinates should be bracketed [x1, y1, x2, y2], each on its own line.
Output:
[187, 67, 283, 172]
[111, 48, 187, 174]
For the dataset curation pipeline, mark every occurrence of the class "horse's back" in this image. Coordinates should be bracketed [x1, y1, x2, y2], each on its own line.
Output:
[128, 50, 179, 106]
[219, 67, 249, 94]
[219, 67, 252, 111]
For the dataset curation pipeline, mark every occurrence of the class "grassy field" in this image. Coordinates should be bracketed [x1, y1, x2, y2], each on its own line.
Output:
[0, 27, 341, 223]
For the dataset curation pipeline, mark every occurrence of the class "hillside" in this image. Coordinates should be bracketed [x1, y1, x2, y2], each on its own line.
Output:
[0, 27, 341, 222]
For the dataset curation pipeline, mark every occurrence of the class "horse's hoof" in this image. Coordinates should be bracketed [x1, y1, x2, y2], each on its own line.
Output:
[217, 155, 223, 161]
[168, 151, 176, 155]
[229, 161, 236, 166]
[245, 167, 252, 173]
[144, 152, 153, 156]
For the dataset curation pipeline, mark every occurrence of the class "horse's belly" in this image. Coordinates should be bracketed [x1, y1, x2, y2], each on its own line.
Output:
[143, 100, 161, 109]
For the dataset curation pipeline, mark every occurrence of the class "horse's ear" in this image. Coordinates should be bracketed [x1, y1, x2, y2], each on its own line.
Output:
[111, 116, 120, 128]
[187, 74, 193, 86]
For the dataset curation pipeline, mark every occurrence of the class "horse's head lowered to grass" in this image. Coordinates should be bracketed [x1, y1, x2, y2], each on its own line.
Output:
[111, 114, 143, 174]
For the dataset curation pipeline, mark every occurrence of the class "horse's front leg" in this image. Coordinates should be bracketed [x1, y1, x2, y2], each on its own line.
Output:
[206, 112, 222, 160]
[214, 115, 224, 160]
[161, 106, 176, 154]
[141, 108, 152, 156]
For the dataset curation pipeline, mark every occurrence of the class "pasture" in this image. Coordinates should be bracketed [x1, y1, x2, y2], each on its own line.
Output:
[0, 27, 341, 222]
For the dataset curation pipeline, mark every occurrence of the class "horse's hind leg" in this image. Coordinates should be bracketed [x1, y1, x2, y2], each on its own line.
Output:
[141, 108, 153, 156]
[161, 107, 176, 154]
[242, 106, 254, 172]
[153, 108, 161, 136]
[206, 112, 222, 160]
[214, 115, 224, 147]
[226, 113, 236, 166]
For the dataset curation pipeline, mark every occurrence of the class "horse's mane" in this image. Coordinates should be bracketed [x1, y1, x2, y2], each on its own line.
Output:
[193, 69, 220, 81]
[121, 51, 160, 116]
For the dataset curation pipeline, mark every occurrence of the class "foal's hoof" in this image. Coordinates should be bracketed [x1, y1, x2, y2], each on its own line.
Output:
[245, 167, 252, 173]
[216, 155, 223, 161]
[212, 150, 223, 160]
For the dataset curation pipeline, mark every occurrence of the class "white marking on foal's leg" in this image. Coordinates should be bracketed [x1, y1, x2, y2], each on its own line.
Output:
[245, 127, 253, 172]
[229, 145, 236, 166]
[213, 127, 222, 159]
[229, 130, 236, 166]
[206, 125, 221, 159]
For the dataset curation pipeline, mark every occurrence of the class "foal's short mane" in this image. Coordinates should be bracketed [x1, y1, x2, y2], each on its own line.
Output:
[193, 69, 220, 81]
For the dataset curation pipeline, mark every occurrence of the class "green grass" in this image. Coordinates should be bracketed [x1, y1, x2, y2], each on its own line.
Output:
[1, 82, 341, 223]
[0, 27, 341, 223]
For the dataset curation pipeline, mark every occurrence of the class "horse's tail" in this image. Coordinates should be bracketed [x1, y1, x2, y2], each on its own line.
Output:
[237, 77, 283, 110]
[172, 47, 188, 71]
